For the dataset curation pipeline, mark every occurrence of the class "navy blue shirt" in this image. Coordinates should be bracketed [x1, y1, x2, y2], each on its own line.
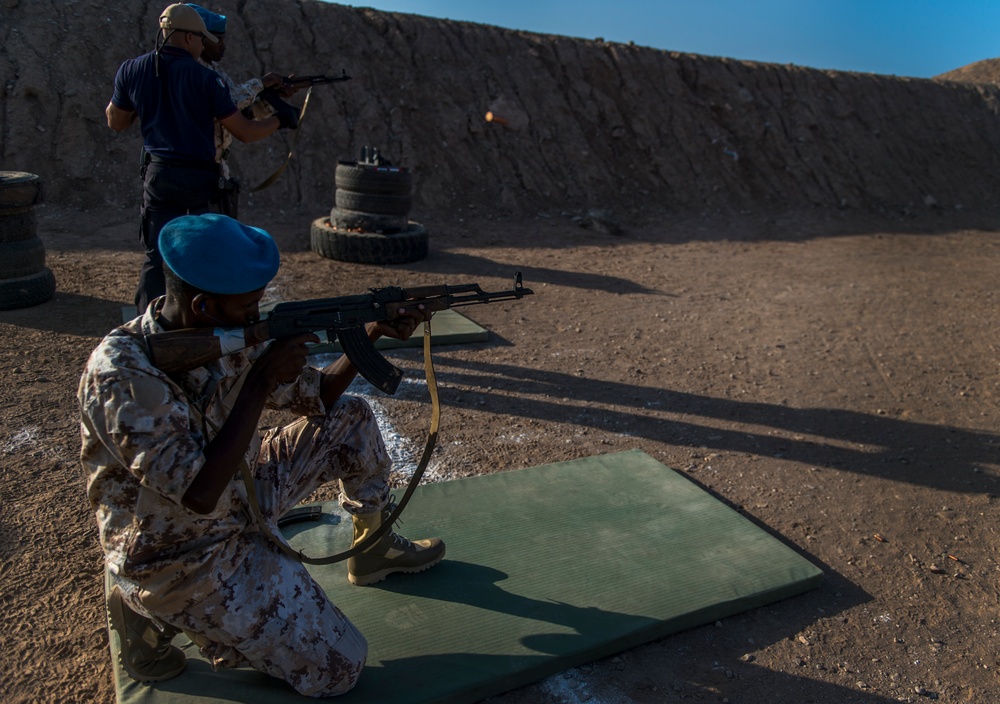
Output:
[111, 46, 238, 162]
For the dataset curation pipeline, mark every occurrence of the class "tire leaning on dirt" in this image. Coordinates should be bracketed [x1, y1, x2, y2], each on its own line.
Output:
[0, 236, 46, 279]
[310, 218, 428, 265]
[334, 161, 412, 196]
[0, 171, 43, 210]
[0, 268, 56, 310]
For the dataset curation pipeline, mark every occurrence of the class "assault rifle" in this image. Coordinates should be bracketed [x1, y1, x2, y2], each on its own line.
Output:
[280, 70, 352, 88]
[246, 70, 353, 121]
[144, 273, 533, 394]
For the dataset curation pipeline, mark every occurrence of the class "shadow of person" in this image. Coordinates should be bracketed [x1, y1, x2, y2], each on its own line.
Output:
[379, 560, 658, 643]
[358, 562, 888, 703]
[421, 356, 1000, 494]
[345, 560, 659, 701]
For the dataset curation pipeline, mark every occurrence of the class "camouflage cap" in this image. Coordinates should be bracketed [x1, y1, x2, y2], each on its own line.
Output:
[159, 3, 219, 43]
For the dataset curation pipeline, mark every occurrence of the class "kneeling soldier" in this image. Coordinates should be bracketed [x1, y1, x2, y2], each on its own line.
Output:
[79, 213, 444, 695]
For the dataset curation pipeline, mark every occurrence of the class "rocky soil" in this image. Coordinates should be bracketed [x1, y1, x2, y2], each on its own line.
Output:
[3, 201, 1000, 703]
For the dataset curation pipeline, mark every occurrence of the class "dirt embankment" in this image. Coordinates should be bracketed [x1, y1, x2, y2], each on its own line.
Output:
[3, 0, 1000, 222]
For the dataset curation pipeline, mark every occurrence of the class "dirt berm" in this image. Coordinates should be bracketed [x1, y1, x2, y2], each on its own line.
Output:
[3, 0, 1000, 218]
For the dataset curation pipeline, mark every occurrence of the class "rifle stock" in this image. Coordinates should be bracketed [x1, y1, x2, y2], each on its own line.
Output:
[143, 273, 533, 392]
[146, 322, 270, 375]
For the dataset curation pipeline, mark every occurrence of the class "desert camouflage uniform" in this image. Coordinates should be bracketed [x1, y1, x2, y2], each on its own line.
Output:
[78, 299, 391, 696]
[199, 59, 265, 179]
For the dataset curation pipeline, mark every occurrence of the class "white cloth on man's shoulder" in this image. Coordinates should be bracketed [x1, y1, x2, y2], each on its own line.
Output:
[198, 59, 266, 177]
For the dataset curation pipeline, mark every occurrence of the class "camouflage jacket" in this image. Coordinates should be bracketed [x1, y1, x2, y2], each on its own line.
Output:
[199, 59, 265, 179]
[78, 301, 325, 594]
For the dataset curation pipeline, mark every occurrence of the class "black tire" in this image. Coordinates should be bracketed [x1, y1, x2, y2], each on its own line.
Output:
[310, 218, 428, 265]
[329, 207, 408, 234]
[0, 207, 36, 243]
[0, 237, 46, 279]
[335, 189, 412, 217]
[0, 171, 42, 210]
[335, 161, 412, 196]
[0, 268, 56, 310]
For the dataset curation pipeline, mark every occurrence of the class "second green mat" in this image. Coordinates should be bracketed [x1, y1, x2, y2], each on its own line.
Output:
[113, 449, 823, 704]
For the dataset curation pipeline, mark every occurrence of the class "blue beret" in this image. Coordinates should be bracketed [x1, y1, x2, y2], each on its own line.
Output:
[186, 3, 227, 34]
[159, 214, 279, 294]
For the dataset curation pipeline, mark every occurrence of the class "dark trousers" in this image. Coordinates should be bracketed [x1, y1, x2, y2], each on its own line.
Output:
[211, 177, 240, 220]
[136, 163, 218, 312]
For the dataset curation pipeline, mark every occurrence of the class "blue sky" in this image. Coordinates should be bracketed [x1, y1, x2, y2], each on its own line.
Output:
[336, 0, 999, 78]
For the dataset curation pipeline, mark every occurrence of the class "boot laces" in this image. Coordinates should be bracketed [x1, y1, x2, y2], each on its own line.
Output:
[384, 495, 415, 550]
[387, 530, 416, 550]
[150, 622, 179, 654]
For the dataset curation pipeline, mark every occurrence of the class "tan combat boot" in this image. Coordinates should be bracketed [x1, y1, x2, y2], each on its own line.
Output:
[347, 506, 445, 586]
[107, 587, 186, 683]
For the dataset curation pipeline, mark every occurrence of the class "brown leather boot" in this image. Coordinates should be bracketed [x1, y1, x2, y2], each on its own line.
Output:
[347, 506, 445, 586]
[107, 587, 186, 683]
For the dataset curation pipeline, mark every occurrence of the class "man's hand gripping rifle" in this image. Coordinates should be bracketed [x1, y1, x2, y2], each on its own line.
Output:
[144, 273, 533, 393]
[243, 70, 352, 126]
[252, 70, 352, 121]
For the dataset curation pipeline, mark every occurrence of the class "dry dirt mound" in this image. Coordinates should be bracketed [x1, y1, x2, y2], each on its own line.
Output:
[3, 1, 1000, 222]
[936, 58, 1000, 84]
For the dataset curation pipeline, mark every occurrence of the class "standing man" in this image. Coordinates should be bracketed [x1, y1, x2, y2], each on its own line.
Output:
[186, 4, 301, 218]
[79, 214, 445, 694]
[106, 3, 300, 313]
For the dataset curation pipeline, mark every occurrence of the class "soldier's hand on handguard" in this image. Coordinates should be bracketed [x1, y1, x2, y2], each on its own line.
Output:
[277, 73, 301, 97]
[261, 72, 285, 91]
[262, 72, 301, 97]
[377, 304, 431, 342]
[250, 333, 319, 391]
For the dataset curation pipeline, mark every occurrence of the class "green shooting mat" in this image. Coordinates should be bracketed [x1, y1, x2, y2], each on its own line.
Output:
[120, 306, 489, 351]
[107, 449, 823, 704]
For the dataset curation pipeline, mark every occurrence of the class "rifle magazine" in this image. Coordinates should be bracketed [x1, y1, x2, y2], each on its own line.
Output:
[336, 326, 404, 395]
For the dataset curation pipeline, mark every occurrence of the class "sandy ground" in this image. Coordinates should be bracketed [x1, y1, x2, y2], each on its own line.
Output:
[1, 203, 999, 703]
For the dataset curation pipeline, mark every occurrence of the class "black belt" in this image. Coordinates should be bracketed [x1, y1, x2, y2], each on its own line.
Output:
[147, 154, 218, 173]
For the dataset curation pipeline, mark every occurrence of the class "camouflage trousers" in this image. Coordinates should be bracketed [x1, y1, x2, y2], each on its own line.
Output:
[137, 395, 391, 696]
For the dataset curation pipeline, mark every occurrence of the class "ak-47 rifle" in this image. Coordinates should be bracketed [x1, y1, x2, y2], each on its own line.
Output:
[249, 69, 347, 188]
[279, 69, 352, 89]
[143, 273, 533, 393]
[246, 69, 353, 120]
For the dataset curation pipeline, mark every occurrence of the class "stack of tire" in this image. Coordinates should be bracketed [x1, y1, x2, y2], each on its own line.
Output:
[311, 150, 428, 265]
[0, 172, 55, 310]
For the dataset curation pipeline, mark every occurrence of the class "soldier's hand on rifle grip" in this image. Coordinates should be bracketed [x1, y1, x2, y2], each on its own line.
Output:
[277, 73, 301, 97]
[261, 72, 285, 91]
[376, 304, 431, 342]
[249, 333, 319, 392]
